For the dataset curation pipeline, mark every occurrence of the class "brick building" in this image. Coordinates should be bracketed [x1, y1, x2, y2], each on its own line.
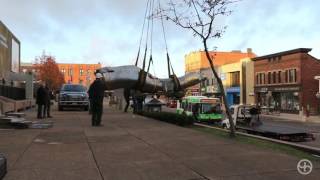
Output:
[21, 63, 102, 87]
[253, 48, 320, 115]
[57, 63, 102, 87]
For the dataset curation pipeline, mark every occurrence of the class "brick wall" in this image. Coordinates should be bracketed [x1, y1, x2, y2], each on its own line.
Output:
[254, 53, 302, 86]
[301, 54, 320, 114]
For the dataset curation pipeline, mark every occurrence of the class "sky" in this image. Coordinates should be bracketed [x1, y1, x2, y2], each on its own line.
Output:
[0, 0, 319, 78]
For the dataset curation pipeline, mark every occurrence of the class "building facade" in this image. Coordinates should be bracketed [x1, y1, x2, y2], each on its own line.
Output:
[21, 63, 102, 87]
[0, 21, 20, 79]
[57, 63, 101, 87]
[185, 49, 256, 106]
[199, 58, 255, 105]
[253, 48, 320, 115]
[185, 49, 256, 73]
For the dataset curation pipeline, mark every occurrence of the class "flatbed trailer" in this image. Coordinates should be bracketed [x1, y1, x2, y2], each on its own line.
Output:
[221, 105, 316, 142]
[236, 123, 315, 142]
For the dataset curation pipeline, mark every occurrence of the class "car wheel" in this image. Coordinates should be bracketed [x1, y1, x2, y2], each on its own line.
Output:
[58, 105, 63, 111]
[84, 106, 89, 111]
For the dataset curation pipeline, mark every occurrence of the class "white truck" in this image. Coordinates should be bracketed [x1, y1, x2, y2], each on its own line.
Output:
[221, 105, 254, 129]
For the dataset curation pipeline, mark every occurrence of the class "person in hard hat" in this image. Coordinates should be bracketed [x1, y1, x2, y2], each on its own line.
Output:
[88, 72, 107, 126]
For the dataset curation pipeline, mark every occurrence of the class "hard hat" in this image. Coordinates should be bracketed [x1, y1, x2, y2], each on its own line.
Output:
[96, 73, 103, 79]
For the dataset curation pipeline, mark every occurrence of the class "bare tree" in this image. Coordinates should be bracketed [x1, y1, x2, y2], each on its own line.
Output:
[158, 0, 237, 137]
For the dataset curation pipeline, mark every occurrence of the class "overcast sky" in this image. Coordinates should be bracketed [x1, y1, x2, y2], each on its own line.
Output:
[1, 0, 319, 77]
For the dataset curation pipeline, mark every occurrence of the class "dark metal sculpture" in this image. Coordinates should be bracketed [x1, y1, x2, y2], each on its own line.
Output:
[97, 65, 206, 112]
[98, 65, 206, 95]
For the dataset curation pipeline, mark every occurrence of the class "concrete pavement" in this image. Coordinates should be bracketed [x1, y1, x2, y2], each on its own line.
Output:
[1, 104, 320, 180]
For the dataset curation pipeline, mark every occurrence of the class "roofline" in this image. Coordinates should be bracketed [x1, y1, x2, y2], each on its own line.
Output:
[252, 48, 312, 61]
[0, 20, 20, 43]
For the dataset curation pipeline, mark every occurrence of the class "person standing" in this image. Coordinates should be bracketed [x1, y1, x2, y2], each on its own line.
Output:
[43, 85, 53, 118]
[88, 73, 106, 126]
[36, 82, 46, 119]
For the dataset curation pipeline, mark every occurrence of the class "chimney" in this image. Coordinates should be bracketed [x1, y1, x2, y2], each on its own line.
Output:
[247, 48, 253, 54]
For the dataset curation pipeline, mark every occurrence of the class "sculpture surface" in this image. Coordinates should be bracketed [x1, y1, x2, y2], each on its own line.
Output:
[98, 65, 206, 96]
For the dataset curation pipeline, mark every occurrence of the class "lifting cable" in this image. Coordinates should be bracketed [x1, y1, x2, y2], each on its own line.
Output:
[147, 0, 155, 74]
[135, 0, 151, 67]
[135, 0, 155, 90]
[142, 0, 154, 71]
[158, 0, 176, 77]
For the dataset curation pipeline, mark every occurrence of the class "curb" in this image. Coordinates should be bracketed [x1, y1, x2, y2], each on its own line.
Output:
[194, 123, 320, 156]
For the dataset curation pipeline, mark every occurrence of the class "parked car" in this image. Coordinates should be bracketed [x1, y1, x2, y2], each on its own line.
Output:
[58, 84, 89, 111]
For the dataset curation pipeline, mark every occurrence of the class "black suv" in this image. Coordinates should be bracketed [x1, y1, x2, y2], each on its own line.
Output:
[58, 84, 89, 111]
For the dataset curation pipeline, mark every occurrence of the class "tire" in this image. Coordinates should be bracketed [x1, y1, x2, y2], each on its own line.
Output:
[84, 106, 89, 111]
[58, 105, 63, 111]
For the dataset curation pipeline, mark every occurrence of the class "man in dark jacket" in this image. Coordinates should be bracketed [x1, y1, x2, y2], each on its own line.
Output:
[36, 82, 47, 119]
[43, 85, 53, 118]
[88, 73, 106, 126]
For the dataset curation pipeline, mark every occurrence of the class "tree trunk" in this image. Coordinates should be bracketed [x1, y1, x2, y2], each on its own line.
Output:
[203, 40, 236, 137]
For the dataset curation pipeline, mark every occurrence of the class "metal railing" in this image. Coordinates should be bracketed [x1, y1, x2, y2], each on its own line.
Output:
[0, 84, 25, 100]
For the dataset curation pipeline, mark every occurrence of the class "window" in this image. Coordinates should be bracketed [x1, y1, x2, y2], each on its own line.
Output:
[230, 108, 234, 114]
[268, 72, 271, 84]
[262, 73, 265, 84]
[61, 69, 66, 75]
[80, 69, 84, 76]
[273, 72, 277, 84]
[61, 84, 86, 92]
[288, 69, 297, 83]
[69, 68, 73, 76]
[285, 70, 288, 83]
[230, 71, 240, 87]
[256, 73, 266, 85]
[278, 71, 281, 83]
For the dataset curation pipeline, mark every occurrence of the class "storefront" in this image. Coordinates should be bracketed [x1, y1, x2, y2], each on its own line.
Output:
[186, 88, 200, 96]
[255, 85, 301, 114]
[203, 85, 221, 98]
[226, 87, 240, 106]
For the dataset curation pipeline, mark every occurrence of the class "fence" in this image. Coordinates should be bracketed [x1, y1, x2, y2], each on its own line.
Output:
[0, 84, 25, 100]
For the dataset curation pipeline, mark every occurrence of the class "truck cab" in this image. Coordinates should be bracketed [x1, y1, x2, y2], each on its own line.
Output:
[221, 105, 255, 129]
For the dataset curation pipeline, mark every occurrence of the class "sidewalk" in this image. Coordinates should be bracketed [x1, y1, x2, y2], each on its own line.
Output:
[0, 106, 319, 180]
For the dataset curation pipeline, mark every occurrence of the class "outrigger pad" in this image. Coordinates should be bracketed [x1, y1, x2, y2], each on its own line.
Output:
[0, 154, 7, 180]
